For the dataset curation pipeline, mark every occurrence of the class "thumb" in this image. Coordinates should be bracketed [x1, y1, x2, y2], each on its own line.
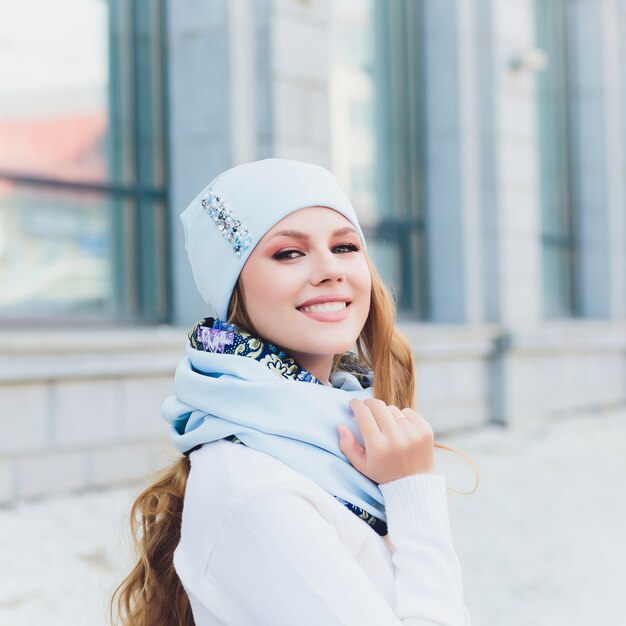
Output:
[337, 425, 366, 473]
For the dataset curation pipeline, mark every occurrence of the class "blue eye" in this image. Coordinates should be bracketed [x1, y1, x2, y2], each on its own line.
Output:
[272, 243, 360, 260]
[333, 243, 360, 253]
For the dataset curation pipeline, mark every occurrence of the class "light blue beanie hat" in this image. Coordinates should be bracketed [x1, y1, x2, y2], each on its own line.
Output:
[180, 158, 368, 319]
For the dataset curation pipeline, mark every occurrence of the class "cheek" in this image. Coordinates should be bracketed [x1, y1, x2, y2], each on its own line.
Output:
[241, 261, 295, 311]
[239, 262, 265, 311]
[353, 259, 372, 297]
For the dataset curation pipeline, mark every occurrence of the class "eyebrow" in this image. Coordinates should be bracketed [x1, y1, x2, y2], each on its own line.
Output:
[268, 226, 358, 241]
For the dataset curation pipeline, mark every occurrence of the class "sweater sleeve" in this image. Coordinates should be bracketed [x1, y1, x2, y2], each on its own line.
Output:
[190, 476, 470, 626]
[379, 473, 471, 625]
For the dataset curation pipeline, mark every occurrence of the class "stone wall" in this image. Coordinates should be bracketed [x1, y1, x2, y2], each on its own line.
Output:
[0, 328, 182, 503]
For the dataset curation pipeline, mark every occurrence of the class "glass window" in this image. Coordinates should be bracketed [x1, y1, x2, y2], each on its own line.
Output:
[0, 186, 113, 318]
[0, 0, 168, 323]
[329, 0, 428, 318]
[536, 0, 578, 318]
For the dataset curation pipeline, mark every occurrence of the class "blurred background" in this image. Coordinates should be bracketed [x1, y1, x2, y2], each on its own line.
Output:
[0, 0, 625, 624]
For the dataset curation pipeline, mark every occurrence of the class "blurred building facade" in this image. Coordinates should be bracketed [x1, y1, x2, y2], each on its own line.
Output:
[1, 0, 625, 502]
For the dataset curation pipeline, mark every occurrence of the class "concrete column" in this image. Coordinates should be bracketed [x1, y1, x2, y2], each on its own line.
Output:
[568, 0, 626, 320]
[229, 0, 261, 165]
[477, 0, 545, 428]
[421, 0, 484, 323]
[483, 0, 543, 329]
[269, 0, 333, 166]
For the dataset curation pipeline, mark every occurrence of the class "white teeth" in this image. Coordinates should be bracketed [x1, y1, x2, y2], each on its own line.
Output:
[300, 301, 347, 313]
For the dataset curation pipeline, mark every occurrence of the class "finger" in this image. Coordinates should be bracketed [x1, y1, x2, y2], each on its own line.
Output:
[400, 408, 435, 441]
[349, 398, 384, 442]
[398, 407, 425, 427]
[363, 398, 398, 434]
[382, 405, 417, 447]
[387, 404, 411, 428]
[387, 405, 403, 419]
[337, 425, 366, 474]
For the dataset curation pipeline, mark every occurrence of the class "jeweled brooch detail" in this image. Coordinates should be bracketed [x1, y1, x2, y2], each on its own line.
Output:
[201, 187, 253, 257]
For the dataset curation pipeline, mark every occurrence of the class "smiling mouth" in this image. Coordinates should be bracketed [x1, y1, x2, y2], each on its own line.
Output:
[296, 301, 352, 323]
[297, 302, 350, 313]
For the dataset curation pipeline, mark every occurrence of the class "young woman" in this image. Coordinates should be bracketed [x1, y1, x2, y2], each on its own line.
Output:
[112, 158, 474, 625]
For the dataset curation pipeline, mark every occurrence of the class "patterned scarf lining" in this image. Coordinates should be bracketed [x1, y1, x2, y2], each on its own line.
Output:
[187, 317, 388, 537]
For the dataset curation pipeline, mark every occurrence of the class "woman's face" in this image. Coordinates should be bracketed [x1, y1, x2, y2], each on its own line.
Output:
[239, 206, 371, 381]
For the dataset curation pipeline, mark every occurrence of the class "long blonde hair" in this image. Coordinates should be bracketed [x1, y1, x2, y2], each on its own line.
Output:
[110, 249, 476, 625]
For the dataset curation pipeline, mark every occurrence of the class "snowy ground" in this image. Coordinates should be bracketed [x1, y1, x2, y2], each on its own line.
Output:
[1, 406, 625, 626]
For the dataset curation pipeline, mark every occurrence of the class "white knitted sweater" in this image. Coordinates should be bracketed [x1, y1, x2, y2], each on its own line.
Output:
[174, 438, 471, 625]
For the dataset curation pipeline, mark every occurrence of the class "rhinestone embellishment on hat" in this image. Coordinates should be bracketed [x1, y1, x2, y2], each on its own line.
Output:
[201, 187, 253, 257]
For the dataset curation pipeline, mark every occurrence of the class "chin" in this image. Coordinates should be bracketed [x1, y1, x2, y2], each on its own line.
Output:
[286, 336, 355, 357]
[315, 338, 359, 356]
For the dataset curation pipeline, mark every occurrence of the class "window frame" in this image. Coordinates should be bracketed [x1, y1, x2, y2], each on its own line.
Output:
[0, 0, 170, 326]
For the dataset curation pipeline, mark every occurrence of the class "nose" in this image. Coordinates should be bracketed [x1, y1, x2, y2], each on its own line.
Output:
[311, 249, 345, 284]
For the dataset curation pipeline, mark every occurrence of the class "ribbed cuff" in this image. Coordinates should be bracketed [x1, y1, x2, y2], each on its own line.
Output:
[379, 473, 451, 534]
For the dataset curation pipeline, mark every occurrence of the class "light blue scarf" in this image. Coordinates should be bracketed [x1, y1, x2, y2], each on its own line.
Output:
[161, 318, 387, 523]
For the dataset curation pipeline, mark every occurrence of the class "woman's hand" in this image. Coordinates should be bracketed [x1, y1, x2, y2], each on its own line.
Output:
[337, 398, 435, 484]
